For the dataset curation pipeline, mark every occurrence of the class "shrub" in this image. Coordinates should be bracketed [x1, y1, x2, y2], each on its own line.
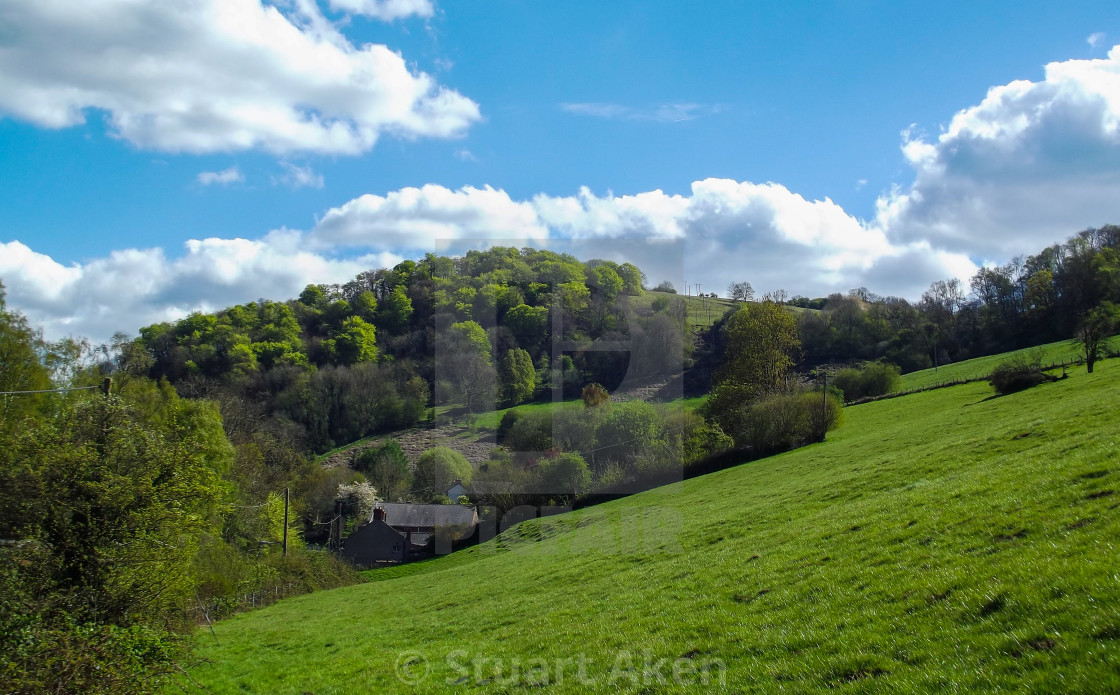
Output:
[989, 354, 1054, 395]
[659, 408, 734, 466]
[590, 461, 630, 494]
[581, 382, 610, 408]
[552, 408, 599, 455]
[831, 362, 901, 402]
[594, 400, 664, 470]
[412, 447, 472, 501]
[727, 390, 843, 453]
[683, 420, 734, 464]
[504, 411, 553, 453]
[496, 409, 521, 445]
[537, 452, 591, 498]
[471, 450, 539, 512]
[354, 440, 411, 502]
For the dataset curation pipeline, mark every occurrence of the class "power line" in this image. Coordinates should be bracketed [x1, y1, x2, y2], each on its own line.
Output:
[0, 384, 100, 396]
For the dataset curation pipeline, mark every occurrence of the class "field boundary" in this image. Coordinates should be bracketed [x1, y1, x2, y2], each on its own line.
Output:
[850, 357, 1087, 405]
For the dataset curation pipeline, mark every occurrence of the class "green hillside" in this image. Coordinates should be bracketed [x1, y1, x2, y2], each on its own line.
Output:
[899, 336, 1118, 391]
[174, 359, 1120, 694]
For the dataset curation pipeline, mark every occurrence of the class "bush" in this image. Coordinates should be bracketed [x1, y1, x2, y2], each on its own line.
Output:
[354, 440, 411, 502]
[683, 420, 734, 464]
[593, 401, 664, 470]
[830, 362, 901, 402]
[727, 390, 843, 453]
[496, 409, 521, 445]
[413, 447, 472, 501]
[556, 407, 602, 452]
[471, 449, 539, 512]
[590, 461, 630, 494]
[989, 354, 1054, 395]
[581, 382, 610, 408]
[537, 452, 591, 498]
[504, 411, 553, 453]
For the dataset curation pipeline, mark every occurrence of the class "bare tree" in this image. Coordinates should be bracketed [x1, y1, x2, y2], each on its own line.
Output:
[727, 281, 754, 302]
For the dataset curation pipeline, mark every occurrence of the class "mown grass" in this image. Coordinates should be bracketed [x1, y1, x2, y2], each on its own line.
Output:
[177, 358, 1120, 694]
[899, 336, 1119, 391]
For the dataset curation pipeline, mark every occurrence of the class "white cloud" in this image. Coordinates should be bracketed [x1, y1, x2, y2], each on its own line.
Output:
[561, 102, 717, 123]
[197, 166, 245, 186]
[272, 162, 325, 189]
[327, 0, 434, 21]
[10, 45, 1120, 340]
[0, 0, 479, 155]
[310, 179, 973, 301]
[875, 45, 1120, 260]
[454, 148, 477, 161]
[0, 236, 400, 343]
[1088, 32, 1106, 48]
[311, 184, 549, 250]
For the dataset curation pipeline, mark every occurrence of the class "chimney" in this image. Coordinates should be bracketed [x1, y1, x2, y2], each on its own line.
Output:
[372, 507, 387, 523]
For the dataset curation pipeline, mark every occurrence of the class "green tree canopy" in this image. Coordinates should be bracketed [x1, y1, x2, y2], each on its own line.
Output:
[377, 285, 413, 335]
[503, 303, 549, 351]
[499, 347, 536, 406]
[1074, 302, 1120, 373]
[412, 446, 472, 501]
[438, 321, 495, 414]
[537, 452, 591, 497]
[707, 302, 800, 433]
[328, 316, 378, 365]
[355, 440, 412, 502]
[0, 382, 233, 691]
[0, 281, 51, 428]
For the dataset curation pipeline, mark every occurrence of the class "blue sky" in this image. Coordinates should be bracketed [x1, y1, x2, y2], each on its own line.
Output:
[2, 0, 1119, 341]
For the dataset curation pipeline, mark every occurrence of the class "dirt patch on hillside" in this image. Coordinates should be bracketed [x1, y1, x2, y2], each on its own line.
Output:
[320, 425, 496, 472]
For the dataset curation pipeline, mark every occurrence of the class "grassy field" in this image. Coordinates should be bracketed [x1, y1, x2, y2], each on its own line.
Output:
[898, 336, 1118, 391]
[174, 357, 1120, 693]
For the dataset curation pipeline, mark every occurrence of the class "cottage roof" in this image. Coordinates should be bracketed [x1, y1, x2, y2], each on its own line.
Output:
[370, 502, 477, 528]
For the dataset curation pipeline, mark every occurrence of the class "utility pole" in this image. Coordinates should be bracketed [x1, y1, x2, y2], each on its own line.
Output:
[282, 487, 289, 556]
[685, 281, 692, 327]
[331, 501, 340, 550]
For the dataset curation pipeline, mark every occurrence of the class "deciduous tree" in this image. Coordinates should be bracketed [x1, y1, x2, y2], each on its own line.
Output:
[707, 302, 800, 434]
[1073, 302, 1119, 373]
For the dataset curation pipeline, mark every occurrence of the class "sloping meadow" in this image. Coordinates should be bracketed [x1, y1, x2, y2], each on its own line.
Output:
[175, 360, 1120, 693]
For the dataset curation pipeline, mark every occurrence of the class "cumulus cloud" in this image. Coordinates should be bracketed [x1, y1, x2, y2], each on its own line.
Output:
[1088, 32, 1106, 48]
[327, 0, 434, 21]
[311, 184, 549, 250]
[0, 235, 400, 343]
[561, 102, 718, 123]
[11, 45, 1120, 341]
[308, 179, 973, 301]
[6, 174, 973, 342]
[875, 45, 1120, 260]
[0, 0, 480, 155]
[272, 162, 325, 189]
[197, 166, 244, 186]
